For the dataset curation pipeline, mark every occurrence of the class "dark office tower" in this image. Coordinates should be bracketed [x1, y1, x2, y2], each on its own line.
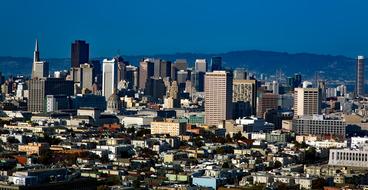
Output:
[89, 60, 102, 84]
[191, 71, 205, 92]
[356, 56, 365, 96]
[71, 40, 89, 68]
[287, 77, 295, 88]
[153, 59, 162, 78]
[125, 65, 138, 90]
[139, 59, 155, 90]
[294, 73, 302, 87]
[210, 56, 222, 71]
[28, 78, 73, 113]
[144, 77, 166, 100]
[160, 61, 172, 78]
[317, 80, 326, 100]
[0, 72, 3, 85]
[115, 56, 126, 82]
[233, 68, 247, 80]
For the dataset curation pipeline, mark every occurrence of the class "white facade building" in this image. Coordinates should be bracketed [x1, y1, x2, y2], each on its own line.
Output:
[329, 147, 368, 168]
[102, 58, 118, 100]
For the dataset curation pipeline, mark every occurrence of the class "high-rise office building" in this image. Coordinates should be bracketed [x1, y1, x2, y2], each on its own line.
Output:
[256, 93, 279, 118]
[294, 88, 321, 117]
[71, 40, 89, 68]
[102, 58, 118, 100]
[89, 60, 102, 84]
[153, 59, 162, 78]
[233, 68, 247, 80]
[205, 71, 233, 126]
[160, 60, 172, 79]
[46, 95, 70, 112]
[28, 78, 73, 113]
[233, 79, 257, 115]
[80, 63, 93, 91]
[139, 59, 155, 90]
[171, 59, 188, 80]
[195, 59, 207, 73]
[294, 73, 302, 88]
[116, 56, 126, 82]
[271, 81, 279, 95]
[32, 40, 49, 79]
[356, 55, 365, 96]
[317, 80, 326, 100]
[144, 77, 166, 100]
[125, 65, 138, 90]
[210, 56, 222, 71]
[191, 71, 205, 92]
[69, 63, 93, 92]
[174, 59, 187, 71]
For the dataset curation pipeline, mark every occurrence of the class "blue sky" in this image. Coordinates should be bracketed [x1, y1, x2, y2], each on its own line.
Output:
[0, 0, 367, 58]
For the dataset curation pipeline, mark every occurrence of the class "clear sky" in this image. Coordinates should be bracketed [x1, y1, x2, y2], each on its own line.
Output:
[1, 0, 367, 58]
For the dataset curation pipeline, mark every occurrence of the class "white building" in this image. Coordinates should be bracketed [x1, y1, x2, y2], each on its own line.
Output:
[350, 137, 368, 148]
[235, 116, 274, 132]
[329, 147, 368, 168]
[102, 58, 118, 100]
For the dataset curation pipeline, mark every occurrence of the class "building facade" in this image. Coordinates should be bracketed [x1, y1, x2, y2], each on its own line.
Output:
[294, 88, 321, 117]
[102, 58, 118, 100]
[205, 71, 233, 126]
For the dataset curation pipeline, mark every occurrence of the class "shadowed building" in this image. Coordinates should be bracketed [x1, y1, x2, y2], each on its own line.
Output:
[71, 40, 89, 68]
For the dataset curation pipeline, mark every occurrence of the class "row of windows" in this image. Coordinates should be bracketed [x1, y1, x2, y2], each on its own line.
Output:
[332, 151, 368, 162]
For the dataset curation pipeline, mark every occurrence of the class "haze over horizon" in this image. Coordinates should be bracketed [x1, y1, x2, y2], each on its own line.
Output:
[1, 0, 368, 58]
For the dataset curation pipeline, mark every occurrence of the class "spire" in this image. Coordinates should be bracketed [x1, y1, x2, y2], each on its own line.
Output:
[33, 39, 40, 63]
[35, 39, 39, 52]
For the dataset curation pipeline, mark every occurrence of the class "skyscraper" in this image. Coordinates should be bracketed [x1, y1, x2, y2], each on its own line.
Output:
[356, 55, 365, 96]
[171, 59, 187, 80]
[160, 60, 172, 78]
[294, 87, 321, 117]
[256, 93, 279, 118]
[139, 59, 155, 90]
[144, 77, 166, 100]
[294, 73, 302, 88]
[116, 56, 126, 82]
[71, 40, 89, 68]
[205, 71, 233, 126]
[80, 63, 93, 91]
[210, 56, 222, 71]
[191, 71, 205, 92]
[102, 58, 118, 100]
[32, 40, 49, 79]
[233, 79, 257, 115]
[174, 59, 187, 71]
[195, 59, 207, 73]
[28, 78, 73, 113]
[233, 68, 247, 80]
[125, 65, 138, 90]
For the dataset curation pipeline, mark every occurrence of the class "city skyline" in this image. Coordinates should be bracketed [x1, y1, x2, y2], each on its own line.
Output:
[1, 0, 368, 58]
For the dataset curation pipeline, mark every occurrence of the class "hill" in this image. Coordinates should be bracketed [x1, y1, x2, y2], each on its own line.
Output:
[0, 50, 354, 80]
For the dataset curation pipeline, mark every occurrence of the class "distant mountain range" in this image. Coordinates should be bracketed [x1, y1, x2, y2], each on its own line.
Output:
[0, 50, 355, 80]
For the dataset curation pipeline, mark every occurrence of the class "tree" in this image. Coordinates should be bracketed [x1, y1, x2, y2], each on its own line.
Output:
[127, 127, 136, 134]
[305, 147, 316, 164]
[132, 179, 141, 189]
[225, 134, 232, 143]
[273, 160, 282, 168]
